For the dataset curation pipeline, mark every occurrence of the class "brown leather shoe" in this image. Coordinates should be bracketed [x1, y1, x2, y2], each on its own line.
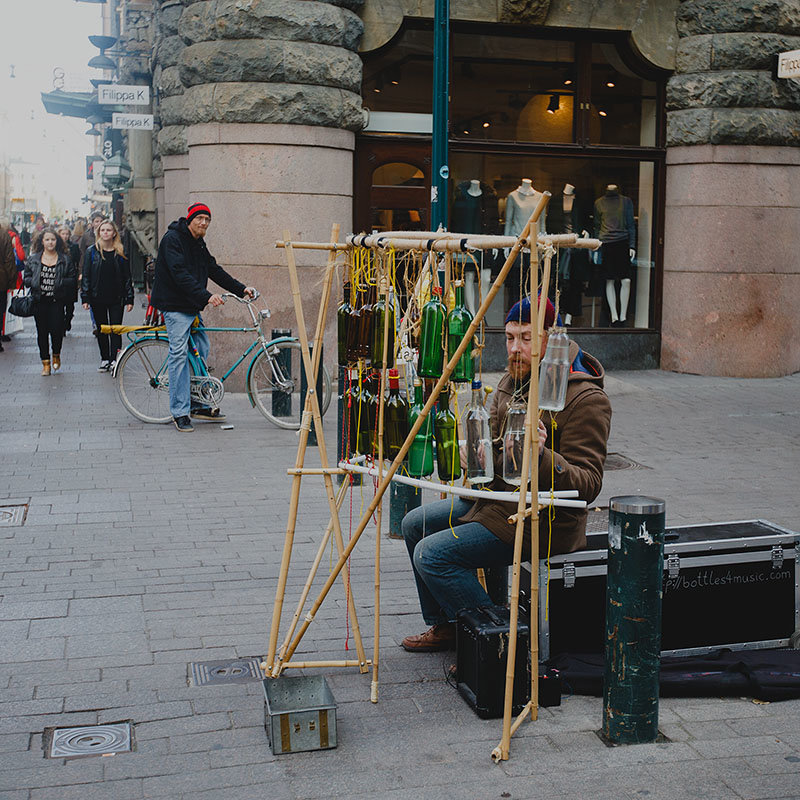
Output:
[401, 623, 455, 653]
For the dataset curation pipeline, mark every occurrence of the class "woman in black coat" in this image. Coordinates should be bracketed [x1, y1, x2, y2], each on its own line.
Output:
[24, 227, 78, 375]
[81, 219, 134, 371]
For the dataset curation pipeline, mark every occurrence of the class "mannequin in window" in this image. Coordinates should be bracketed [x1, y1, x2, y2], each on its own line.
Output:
[593, 184, 635, 327]
[503, 179, 545, 303]
[547, 183, 590, 326]
[451, 179, 499, 313]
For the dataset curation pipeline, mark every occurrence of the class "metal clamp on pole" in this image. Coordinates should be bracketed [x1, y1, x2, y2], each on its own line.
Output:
[602, 495, 666, 745]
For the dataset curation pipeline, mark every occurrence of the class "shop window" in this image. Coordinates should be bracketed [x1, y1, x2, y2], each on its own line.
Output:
[449, 153, 657, 331]
[590, 44, 657, 147]
[370, 162, 428, 232]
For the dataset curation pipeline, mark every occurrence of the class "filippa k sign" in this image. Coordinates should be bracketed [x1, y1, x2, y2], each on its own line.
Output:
[99, 84, 150, 105]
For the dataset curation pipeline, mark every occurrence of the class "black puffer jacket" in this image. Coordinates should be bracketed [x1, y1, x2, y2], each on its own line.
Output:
[24, 252, 77, 302]
[80, 245, 134, 306]
[150, 218, 246, 314]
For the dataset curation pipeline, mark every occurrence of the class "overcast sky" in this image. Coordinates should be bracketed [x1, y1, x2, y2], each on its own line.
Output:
[1, 0, 103, 215]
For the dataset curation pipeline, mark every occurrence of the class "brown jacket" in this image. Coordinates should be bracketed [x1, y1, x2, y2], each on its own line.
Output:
[0, 227, 15, 293]
[459, 341, 611, 558]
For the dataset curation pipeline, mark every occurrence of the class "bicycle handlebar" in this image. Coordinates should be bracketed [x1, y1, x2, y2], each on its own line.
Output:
[221, 290, 260, 303]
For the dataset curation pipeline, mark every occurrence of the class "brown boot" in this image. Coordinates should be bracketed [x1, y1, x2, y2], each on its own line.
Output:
[41, 359, 51, 376]
[52, 354, 61, 372]
[401, 623, 456, 652]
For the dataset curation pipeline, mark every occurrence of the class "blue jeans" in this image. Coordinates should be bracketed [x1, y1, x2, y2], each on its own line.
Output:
[401, 497, 513, 625]
[163, 311, 209, 418]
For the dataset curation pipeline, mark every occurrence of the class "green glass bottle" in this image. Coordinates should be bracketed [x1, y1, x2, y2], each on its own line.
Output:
[383, 368, 409, 460]
[407, 379, 434, 477]
[358, 375, 375, 454]
[371, 289, 395, 369]
[417, 285, 446, 378]
[343, 368, 360, 456]
[434, 386, 461, 481]
[447, 280, 474, 383]
[358, 284, 376, 360]
[366, 375, 381, 453]
[337, 279, 352, 366]
[346, 285, 363, 363]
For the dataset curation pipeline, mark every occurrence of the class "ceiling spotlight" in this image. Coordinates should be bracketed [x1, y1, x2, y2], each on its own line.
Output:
[388, 67, 401, 85]
[563, 79, 572, 86]
[482, 121, 490, 128]
[373, 76, 383, 93]
[546, 94, 560, 114]
[606, 81, 615, 88]
[598, 109, 608, 117]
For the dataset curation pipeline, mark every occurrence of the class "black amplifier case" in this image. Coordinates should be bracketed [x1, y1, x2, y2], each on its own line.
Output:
[521, 520, 799, 660]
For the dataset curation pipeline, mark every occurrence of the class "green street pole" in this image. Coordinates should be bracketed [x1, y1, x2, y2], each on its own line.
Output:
[430, 0, 449, 232]
[602, 496, 666, 744]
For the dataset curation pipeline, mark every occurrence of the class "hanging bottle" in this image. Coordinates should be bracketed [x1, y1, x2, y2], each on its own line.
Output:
[502, 400, 528, 486]
[337, 278, 352, 366]
[463, 379, 494, 485]
[383, 368, 409, 460]
[417, 285, 446, 378]
[343, 368, 360, 456]
[434, 386, 460, 482]
[358, 283, 376, 360]
[538, 327, 571, 412]
[447, 279, 474, 383]
[371, 287, 395, 369]
[346, 284, 363, 363]
[407, 378, 434, 477]
[357, 375, 375, 454]
[367, 375, 382, 453]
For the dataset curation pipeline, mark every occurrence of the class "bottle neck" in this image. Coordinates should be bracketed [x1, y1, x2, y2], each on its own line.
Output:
[454, 284, 464, 306]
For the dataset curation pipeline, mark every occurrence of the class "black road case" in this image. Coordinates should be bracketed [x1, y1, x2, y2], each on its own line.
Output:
[456, 606, 530, 719]
[521, 519, 799, 660]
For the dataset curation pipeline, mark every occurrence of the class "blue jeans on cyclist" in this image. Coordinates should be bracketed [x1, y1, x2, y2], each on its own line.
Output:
[163, 311, 209, 419]
[402, 497, 511, 625]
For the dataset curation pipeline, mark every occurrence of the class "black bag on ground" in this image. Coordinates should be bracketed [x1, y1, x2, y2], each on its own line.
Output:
[9, 292, 36, 317]
[550, 648, 800, 702]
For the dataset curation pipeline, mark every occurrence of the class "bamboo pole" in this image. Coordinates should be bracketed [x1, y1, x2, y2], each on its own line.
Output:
[372, 274, 393, 703]
[277, 236, 602, 253]
[271, 231, 368, 677]
[491, 246, 553, 763]
[286, 468, 348, 475]
[265, 224, 342, 672]
[271, 478, 350, 670]
[273, 660, 373, 670]
[278, 193, 551, 671]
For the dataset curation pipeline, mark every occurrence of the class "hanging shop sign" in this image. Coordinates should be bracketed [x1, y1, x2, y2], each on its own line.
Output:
[777, 49, 800, 79]
[112, 113, 154, 130]
[99, 84, 150, 105]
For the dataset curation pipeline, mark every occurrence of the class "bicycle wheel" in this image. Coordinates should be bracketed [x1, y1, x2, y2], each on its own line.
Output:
[248, 341, 332, 430]
[116, 337, 181, 424]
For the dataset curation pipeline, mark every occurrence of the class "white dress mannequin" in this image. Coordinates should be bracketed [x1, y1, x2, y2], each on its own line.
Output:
[460, 179, 492, 314]
[503, 179, 546, 260]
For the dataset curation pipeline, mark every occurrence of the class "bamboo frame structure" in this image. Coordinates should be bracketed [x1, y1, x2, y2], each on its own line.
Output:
[268, 198, 599, 761]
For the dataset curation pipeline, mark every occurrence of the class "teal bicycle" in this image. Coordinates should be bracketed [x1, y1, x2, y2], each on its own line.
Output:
[111, 291, 332, 430]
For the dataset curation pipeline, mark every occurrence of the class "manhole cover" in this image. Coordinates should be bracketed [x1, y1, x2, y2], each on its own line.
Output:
[604, 452, 648, 471]
[48, 723, 132, 759]
[190, 658, 263, 686]
[0, 505, 27, 527]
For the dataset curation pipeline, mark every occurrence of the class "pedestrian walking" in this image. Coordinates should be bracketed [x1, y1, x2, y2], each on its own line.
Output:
[81, 219, 134, 371]
[23, 227, 77, 375]
[0, 219, 16, 352]
[79, 212, 105, 262]
[150, 202, 254, 432]
[58, 226, 80, 333]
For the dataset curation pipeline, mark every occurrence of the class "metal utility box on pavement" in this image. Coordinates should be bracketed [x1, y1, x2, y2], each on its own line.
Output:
[522, 520, 799, 660]
[262, 675, 337, 754]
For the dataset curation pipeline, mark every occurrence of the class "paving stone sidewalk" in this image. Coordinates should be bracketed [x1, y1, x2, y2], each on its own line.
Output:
[0, 304, 799, 800]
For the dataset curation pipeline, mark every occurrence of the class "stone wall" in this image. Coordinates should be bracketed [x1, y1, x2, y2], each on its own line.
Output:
[662, 0, 800, 376]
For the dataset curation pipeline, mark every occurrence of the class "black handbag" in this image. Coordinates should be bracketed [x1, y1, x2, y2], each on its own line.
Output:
[9, 292, 36, 318]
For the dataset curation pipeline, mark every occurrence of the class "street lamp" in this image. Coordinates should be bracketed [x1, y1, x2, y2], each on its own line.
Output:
[102, 154, 132, 190]
[88, 35, 117, 71]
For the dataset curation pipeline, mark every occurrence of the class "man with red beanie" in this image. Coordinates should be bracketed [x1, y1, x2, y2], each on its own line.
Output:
[400, 295, 611, 652]
[151, 203, 255, 432]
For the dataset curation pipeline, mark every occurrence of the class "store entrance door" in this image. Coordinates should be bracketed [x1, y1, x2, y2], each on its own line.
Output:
[354, 139, 431, 234]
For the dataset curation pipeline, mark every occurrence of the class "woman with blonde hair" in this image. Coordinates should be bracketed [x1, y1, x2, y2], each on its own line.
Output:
[81, 219, 133, 371]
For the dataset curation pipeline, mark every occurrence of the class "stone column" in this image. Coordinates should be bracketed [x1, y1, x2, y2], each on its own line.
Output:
[663, 1, 800, 377]
[169, 0, 365, 387]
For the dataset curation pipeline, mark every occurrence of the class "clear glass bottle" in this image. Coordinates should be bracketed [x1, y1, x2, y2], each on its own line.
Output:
[447, 280, 474, 383]
[407, 378, 434, 477]
[371, 288, 395, 369]
[417, 286, 446, 378]
[502, 400, 528, 486]
[383, 368, 409, 460]
[538, 327, 571, 412]
[462, 379, 494, 485]
[337, 279, 352, 366]
[434, 386, 460, 481]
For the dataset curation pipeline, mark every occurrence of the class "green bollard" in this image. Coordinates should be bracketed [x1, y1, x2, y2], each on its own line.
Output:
[388, 483, 420, 539]
[602, 495, 666, 745]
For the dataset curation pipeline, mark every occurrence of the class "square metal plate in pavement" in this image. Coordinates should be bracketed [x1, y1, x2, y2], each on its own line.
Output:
[190, 658, 263, 686]
[48, 723, 132, 759]
[0, 505, 27, 527]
